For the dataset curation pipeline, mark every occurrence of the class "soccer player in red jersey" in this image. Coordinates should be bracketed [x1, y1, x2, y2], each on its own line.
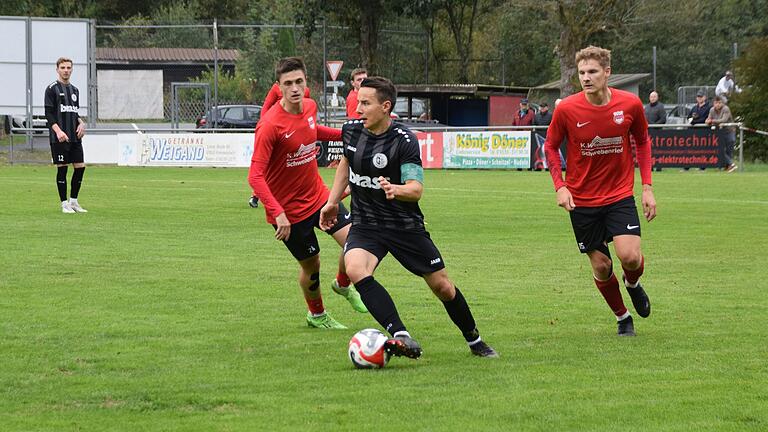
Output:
[248, 57, 368, 329]
[544, 46, 657, 336]
[249, 83, 312, 208]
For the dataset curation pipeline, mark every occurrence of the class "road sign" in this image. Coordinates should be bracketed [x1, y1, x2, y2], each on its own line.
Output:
[326, 61, 344, 81]
[326, 80, 345, 87]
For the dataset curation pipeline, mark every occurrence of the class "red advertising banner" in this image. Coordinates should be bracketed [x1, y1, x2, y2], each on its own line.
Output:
[416, 131, 444, 168]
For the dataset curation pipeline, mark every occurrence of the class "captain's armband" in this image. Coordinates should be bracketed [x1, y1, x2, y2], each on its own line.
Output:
[401, 163, 424, 184]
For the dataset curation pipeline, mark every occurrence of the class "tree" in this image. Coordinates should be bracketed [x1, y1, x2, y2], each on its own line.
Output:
[731, 37, 768, 161]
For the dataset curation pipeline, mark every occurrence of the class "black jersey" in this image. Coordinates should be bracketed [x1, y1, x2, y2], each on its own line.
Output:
[342, 120, 425, 231]
[44, 81, 81, 144]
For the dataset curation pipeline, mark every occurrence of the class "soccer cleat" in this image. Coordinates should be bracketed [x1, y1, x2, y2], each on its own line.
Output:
[69, 201, 88, 213]
[623, 276, 651, 318]
[617, 315, 636, 337]
[61, 202, 75, 214]
[306, 312, 347, 329]
[469, 340, 499, 358]
[384, 335, 422, 359]
[727, 164, 738, 173]
[331, 279, 368, 313]
[248, 196, 259, 208]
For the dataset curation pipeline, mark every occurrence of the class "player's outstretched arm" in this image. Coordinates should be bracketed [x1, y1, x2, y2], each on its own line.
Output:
[379, 178, 422, 202]
[320, 156, 350, 230]
[642, 184, 656, 222]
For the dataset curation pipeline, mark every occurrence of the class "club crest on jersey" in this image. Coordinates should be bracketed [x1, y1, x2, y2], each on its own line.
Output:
[613, 110, 624, 124]
[372, 153, 388, 168]
[71, 93, 77, 102]
[307, 116, 315, 129]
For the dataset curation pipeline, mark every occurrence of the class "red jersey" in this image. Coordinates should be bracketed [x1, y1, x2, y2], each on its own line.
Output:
[248, 98, 342, 224]
[346, 88, 360, 118]
[262, 83, 311, 114]
[544, 88, 652, 207]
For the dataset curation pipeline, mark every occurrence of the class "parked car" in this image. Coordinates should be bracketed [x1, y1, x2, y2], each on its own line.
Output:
[665, 104, 693, 125]
[393, 97, 427, 120]
[196, 105, 262, 129]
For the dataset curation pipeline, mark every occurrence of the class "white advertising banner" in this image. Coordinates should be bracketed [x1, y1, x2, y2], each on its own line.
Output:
[443, 130, 531, 169]
[118, 133, 254, 167]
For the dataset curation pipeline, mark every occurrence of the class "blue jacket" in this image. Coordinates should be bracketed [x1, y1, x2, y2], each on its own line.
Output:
[689, 102, 712, 125]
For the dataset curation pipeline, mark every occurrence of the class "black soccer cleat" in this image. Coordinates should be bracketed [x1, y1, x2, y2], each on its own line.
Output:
[624, 276, 651, 318]
[617, 315, 636, 337]
[385, 335, 422, 359]
[469, 340, 499, 358]
[248, 196, 259, 208]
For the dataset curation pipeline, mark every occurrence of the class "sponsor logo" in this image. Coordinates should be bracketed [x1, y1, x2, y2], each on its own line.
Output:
[344, 212, 351, 220]
[285, 130, 296, 139]
[613, 110, 624, 124]
[430, 258, 442, 265]
[577, 121, 591, 128]
[626, 224, 639, 230]
[60, 104, 78, 113]
[579, 135, 624, 157]
[349, 168, 388, 189]
[372, 152, 388, 168]
[347, 146, 357, 152]
[286, 143, 318, 167]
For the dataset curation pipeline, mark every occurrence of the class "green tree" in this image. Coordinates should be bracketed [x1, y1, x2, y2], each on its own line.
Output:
[731, 37, 768, 162]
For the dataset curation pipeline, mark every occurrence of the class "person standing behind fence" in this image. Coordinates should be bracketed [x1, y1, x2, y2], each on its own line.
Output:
[644, 91, 667, 124]
[45, 57, 87, 214]
[706, 95, 738, 172]
[533, 102, 553, 127]
[345, 68, 368, 119]
[688, 90, 712, 125]
[512, 98, 535, 127]
[715, 71, 741, 104]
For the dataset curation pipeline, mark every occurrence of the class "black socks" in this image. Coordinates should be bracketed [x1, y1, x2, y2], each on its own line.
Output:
[70, 167, 85, 199]
[56, 166, 68, 201]
[355, 276, 406, 336]
[441, 287, 480, 342]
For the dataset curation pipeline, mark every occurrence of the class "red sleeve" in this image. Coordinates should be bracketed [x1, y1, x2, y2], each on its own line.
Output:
[248, 122, 285, 219]
[544, 109, 567, 191]
[346, 90, 358, 118]
[317, 125, 341, 142]
[304, 87, 311, 98]
[262, 84, 281, 113]
[631, 100, 653, 185]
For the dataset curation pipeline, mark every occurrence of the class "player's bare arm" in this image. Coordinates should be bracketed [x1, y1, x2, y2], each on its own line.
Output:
[274, 212, 291, 241]
[556, 186, 576, 211]
[52, 123, 69, 142]
[642, 184, 656, 222]
[76, 118, 86, 139]
[320, 156, 350, 230]
[379, 177, 422, 201]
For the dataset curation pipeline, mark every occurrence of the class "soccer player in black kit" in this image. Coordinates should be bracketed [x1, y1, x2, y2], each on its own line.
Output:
[45, 57, 87, 214]
[320, 77, 498, 359]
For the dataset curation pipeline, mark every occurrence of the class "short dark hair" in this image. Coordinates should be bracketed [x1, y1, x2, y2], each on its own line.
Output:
[275, 57, 307, 82]
[360, 76, 397, 113]
[350, 68, 367, 81]
[714, 95, 725, 102]
[56, 57, 73, 67]
[540, 102, 549, 107]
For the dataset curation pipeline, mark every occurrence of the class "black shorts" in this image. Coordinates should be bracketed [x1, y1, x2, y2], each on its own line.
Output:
[345, 225, 446, 276]
[50, 141, 84, 165]
[274, 202, 351, 261]
[569, 196, 641, 253]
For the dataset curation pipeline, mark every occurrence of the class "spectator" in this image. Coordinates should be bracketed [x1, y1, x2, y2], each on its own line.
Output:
[706, 95, 738, 172]
[715, 71, 741, 104]
[512, 98, 535, 127]
[345, 68, 368, 119]
[689, 90, 712, 125]
[533, 102, 553, 126]
[644, 91, 667, 124]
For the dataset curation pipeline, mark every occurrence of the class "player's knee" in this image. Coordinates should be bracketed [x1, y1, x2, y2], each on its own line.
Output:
[591, 258, 613, 278]
[299, 255, 320, 273]
[618, 251, 642, 269]
[428, 278, 455, 301]
[344, 262, 368, 283]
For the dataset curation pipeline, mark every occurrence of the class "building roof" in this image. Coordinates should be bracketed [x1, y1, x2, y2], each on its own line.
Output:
[534, 73, 651, 90]
[96, 47, 239, 64]
[397, 83, 529, 97]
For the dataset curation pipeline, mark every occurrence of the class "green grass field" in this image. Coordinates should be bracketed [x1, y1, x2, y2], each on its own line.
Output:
[1, 166, 766, 431]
